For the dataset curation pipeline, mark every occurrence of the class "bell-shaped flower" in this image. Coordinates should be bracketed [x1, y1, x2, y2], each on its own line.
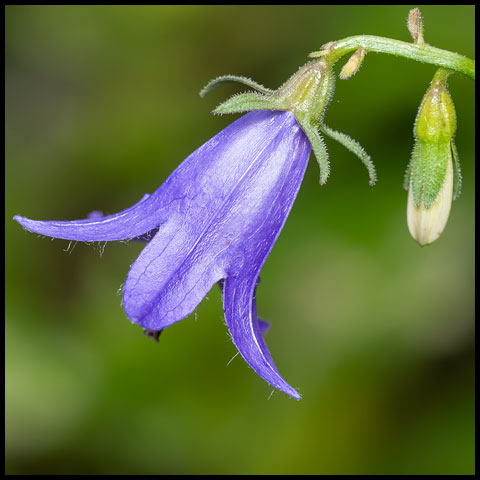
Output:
[14, 58, 376, 399]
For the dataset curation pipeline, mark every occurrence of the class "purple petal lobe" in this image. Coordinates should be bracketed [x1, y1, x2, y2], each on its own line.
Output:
[223, 272, 300, 400]
[123, 110, 310, 398]
[219, 114, 309, 399]
[219, 278, 269, 334]
[257, 319, 270, 335]
[13, 193, 167, 241]
[123, 218, 227, 328]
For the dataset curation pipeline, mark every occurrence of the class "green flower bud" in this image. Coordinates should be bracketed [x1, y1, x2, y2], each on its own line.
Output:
[405, 68, 461, 246]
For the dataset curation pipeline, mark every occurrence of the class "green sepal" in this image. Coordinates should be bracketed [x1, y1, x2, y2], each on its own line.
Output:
[409, 140, 424, 206]
[320, 123, 376, 185]
[212, 92, 286, 116]
[296, 117, 330, 185]
[199, 75, 274, 98]
[410, 139, 450, 208]
[451, 140, 462, 200]
[422, 142, 449, 208]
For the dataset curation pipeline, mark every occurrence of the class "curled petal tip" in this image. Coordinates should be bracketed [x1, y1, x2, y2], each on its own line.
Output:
[13, 193, 166, 242]
[223, 271, 301, 400]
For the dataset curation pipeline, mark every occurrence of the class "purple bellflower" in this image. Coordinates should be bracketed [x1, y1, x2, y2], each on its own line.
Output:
[14, 59, 376, 399]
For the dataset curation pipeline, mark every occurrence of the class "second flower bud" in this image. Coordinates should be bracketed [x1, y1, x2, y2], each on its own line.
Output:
[405, 69, 461, 246]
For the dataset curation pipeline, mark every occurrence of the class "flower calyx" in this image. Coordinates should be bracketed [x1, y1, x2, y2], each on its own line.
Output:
[201, 59, 376, 186]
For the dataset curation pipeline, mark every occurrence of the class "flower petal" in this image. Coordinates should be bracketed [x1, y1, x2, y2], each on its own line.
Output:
[13, 193, 168, 241]
[223, 271, 300, 400]
[123, 218, 227, 329]
[257, 318, 270, 335]
[123, 110, 310, 398]
[220, 123, 310, 400]
[219, 278, 270, 333]
[87, 207, 160, 242]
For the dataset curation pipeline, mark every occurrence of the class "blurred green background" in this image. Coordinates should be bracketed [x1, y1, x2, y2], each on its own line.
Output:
[5, 5, 475, 475]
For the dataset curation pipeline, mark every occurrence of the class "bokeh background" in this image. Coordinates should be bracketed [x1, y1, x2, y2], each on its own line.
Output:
[5, 5, 475, 475]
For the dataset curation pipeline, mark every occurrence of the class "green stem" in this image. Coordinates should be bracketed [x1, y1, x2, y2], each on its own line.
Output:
[432, 67, 453, 84]
[310, 35, 475, 80]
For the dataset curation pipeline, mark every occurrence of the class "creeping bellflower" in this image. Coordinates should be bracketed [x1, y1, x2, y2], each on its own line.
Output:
[14, 58, 376, 399]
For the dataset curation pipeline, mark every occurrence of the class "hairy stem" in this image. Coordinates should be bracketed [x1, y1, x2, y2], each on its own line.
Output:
[310, 35, 475, 80]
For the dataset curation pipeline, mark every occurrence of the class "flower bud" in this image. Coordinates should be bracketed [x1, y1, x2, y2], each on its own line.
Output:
[408, 8, 425, 45]
[405, 69, 461, 246]
[340, 48, 367, 80]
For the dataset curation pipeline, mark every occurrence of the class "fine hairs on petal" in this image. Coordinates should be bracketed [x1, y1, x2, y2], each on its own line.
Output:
[226, 351, 240, 366]
[95, 241, 107, 258]
[63, 240, 77, 255]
